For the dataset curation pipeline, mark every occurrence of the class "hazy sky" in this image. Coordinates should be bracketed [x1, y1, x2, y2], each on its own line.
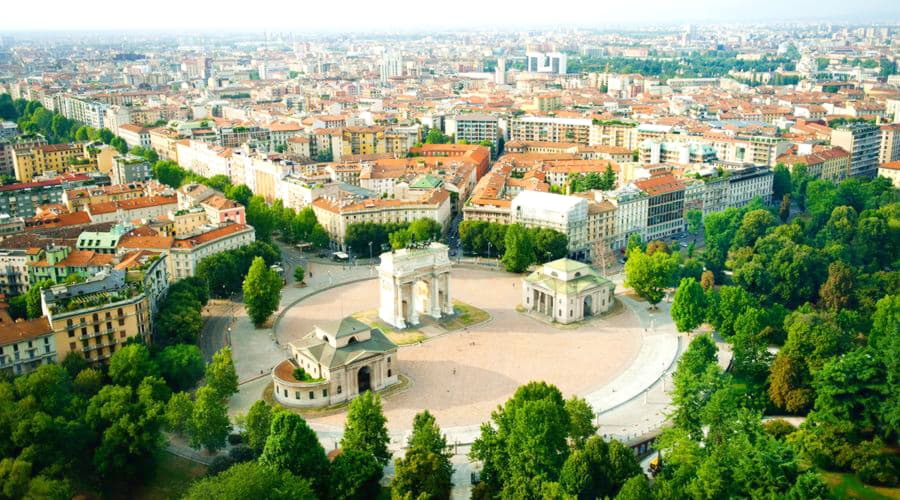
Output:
[1, 0, 897, 31]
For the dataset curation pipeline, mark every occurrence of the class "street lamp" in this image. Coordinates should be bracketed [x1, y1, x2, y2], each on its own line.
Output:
[368, 241, 373, 262]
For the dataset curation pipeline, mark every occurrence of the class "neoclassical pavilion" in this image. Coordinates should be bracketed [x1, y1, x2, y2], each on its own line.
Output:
[522, 258, 615, 324]
[378, 242, 453, 329]
[273, 317, 398, 408]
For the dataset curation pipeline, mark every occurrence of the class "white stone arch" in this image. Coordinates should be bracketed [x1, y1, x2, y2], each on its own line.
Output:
[377, 243, 453, 329]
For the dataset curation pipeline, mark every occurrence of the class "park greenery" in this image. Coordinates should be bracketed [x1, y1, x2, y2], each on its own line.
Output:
[565, 52, 797, 79]
[459, 221, 569, 272]
[470, 381, 642, 499]
[626, 173, 899, 492]
[0, 340, 238, 498]
[344, 218, 442, 257]
[197, 241, 280, 298]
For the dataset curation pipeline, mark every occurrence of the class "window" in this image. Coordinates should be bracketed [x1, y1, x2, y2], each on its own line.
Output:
[119, 331, 126, 339]
[69, 342, 76, 350]
[337, 386, 342, 394]
[323, 389, 328, 397]
[295, 391, 300, 399]
[388, 369, 392, 377]
[283, 389, 288, 397]
[309, 391, 314, 399]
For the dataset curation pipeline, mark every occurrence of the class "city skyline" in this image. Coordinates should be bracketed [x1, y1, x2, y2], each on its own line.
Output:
[1, 0, 899, 31]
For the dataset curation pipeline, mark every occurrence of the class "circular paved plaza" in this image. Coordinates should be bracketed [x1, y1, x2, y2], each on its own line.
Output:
[276, 268, 643, 430]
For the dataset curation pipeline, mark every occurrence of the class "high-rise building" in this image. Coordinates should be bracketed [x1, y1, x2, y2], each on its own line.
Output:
[525, 51, 567, 75]
[494, 57, 506, 85]
[380, 54, 403, 83]
[831, 123, 881, 178]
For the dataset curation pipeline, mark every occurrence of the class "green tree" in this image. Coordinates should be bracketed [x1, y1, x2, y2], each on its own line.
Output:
[671, 277, 706, 333]
[25, 279, 54, 319]
[685, 209, 703, 242]
[329, 449, 383, 500]
[165, 391, 194, 435]
[309, 224, 330, 249]
[732, 209, 778, 249]
[84, 377, 166, 478]
[470, 382, 571, 499]
[425, 128, 450, 144]
[614, 474, 652, 500]
[109, 344, 158, 387]
[341, 390, 391, 466]
[157, 344, 204, 391]
[226, 184, 253, 206]
[182, 462, 316, 500]
[60, 351, 89, 379]
[244, 400, 274, 455]
[501, 223, 536, 273]
[206, 347, 239, 400]
[772, 164, 792, 202]
[73, 368, 104, 396]
[779, 194, 791, 222]
[243, 256, 283, 327]
[190, 385, 232, 453]
[565, 396, 597, 448]
[818, 261, 854, 311]
[393, 410, 454, 500]
[259, 412, 330, 495]
[293, 264, 305, 284]
[624, 248, 677, 308]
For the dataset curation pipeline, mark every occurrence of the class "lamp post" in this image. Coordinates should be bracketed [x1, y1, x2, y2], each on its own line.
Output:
[368, 241, 373, 262]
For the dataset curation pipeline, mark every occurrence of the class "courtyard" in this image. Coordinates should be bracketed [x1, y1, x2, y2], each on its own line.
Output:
[276, 267, 644, 430]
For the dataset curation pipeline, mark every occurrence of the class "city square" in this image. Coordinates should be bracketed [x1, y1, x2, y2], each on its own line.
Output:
[276, 266, 648, 430]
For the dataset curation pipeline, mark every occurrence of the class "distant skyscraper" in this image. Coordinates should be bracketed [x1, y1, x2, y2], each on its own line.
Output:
[495, 57, 506, 85]
[525, 51, 567, 75]
[380, 53, 403, 83]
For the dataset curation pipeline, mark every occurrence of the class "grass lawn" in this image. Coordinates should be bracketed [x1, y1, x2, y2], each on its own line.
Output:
[351, 300, 490, 345]
[130, 451, 208, 500]
[821, 471, 900, 499]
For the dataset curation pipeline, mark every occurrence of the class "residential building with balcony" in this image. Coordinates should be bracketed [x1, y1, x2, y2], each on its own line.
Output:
[12, 143, 87, 181]
[42, 269, 152, 365]
[634, 174, 685, 242]
[0, 249, 29, 296]
[831, 123, 880, 178]
[27, 245, 114, 285]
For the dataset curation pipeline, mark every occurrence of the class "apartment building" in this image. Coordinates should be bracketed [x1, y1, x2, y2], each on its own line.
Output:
[312, 189, 451, 249]
[0, 173, 99, 218]
[168, 223, 255, 281]
[176, 139, 233, 179]
[340, 127, 386, 160]
[605, 183, 649, 250]
[42, 268, 155, 364]
[724, 166, 774, 208]
[0, 135, 47, 178]
[201, 195, 246, 225]
[0, 249, 29, 296]
[831, 123, 881, 178]
[880, 124, 900, 164]
[149, 127, 181, 161]
[111, 155, 151, 185]
[12, 143, 87, 181]
[877, 161, 900, 187]
[86, 196, 178, 224]
[118, 124, 151, 149]
[63, 182, 146, 212]
[444, 115, 500, 154]
[639, 140, 716, 165]
[0, 315, 55, 376]
[27, 245, 114, 285]
[777, 144, 851, 181]
[509, 116, 592, 146]
[589, 121, 639, 150]
[634, 175, 685, 242]
[511, 190, 589, 258]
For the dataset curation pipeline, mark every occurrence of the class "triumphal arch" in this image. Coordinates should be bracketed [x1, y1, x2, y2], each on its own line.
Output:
[378, 242, 453, 329]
